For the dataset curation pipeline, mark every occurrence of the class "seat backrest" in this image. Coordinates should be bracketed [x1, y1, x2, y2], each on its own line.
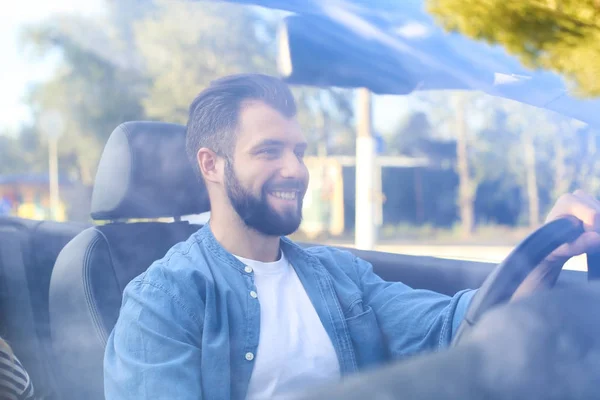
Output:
[49, 121, 209, 400]
[0, 217, 88, 399]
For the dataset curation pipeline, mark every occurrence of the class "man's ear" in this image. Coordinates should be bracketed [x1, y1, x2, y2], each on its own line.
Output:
[197, 148, 223, 184]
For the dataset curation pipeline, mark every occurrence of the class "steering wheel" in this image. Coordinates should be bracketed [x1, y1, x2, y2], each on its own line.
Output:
[452, 216, 599, 345]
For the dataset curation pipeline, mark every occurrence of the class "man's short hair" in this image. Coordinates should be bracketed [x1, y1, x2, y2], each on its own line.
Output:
[185, 73, 297, 178]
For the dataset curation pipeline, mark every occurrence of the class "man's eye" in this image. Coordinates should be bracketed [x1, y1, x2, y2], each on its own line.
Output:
[259, 148, 280, 157]
[295, 150, 305, 159]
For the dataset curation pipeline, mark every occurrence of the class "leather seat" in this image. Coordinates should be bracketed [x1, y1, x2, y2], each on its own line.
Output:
[49, 121, 210, 400]
[0, 217, 88, 399]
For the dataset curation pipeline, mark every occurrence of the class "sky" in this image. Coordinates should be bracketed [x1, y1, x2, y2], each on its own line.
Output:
[0, 0, 104, 132]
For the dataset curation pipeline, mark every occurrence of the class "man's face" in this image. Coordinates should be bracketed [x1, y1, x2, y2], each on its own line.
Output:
[224, 101, 309, 236]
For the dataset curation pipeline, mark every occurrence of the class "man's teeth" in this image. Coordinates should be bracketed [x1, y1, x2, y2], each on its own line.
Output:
[272, 191, 297, 200]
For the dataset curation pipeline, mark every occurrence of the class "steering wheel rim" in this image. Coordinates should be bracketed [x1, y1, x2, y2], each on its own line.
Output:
[452, 216, 585, 346]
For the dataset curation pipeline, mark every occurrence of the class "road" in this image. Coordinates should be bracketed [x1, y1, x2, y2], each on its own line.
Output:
[365, 244, 588, 271]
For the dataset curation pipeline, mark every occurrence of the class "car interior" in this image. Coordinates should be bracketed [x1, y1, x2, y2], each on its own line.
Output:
[0, 120, 589, 400]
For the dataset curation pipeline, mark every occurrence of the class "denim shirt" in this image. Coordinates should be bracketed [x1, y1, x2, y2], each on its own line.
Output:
[104, 225, 475, 399]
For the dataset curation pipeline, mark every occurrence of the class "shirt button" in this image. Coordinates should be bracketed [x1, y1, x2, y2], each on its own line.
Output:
[244, 266, 253, 273]
[250, 290, 258, 299]
[245, 352, 254, 361]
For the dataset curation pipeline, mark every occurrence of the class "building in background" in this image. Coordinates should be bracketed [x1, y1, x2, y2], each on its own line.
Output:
[302, 157, 345, 238]
[0, 174, 71, 221]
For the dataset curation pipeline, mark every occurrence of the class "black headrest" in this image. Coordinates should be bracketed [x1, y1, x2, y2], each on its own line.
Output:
[91, 121, 209, 220]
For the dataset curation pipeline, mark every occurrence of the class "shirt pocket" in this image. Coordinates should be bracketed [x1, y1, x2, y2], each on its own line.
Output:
[344, 302, 387, 368]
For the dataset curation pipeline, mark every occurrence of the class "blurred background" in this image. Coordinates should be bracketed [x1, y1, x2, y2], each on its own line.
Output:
[2, 0, 600, 265]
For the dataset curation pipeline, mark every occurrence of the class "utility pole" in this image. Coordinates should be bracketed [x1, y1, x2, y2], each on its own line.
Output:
[40, 111, 64, 221]
[355, 88, 377, 250]
[524, 131, 540, 228]
[48, 136, 60, 220]
[454, 94, 474, 238]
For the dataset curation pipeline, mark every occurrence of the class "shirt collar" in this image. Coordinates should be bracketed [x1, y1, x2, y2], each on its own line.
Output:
[194, 224, 315, 274]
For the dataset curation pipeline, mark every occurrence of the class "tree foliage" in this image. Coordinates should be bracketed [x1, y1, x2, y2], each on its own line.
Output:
[20, 13, 146, 184]
[132, 0, 355, 154]
[133, 0, 276, 124]
[428, 0, 600, 97]
[13, 0, 356, 185]
[6, 0, 600, 230]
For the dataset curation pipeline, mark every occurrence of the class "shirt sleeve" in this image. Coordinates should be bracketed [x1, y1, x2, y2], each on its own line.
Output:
[353, 256, 476, 357]
[0, 345, 35, 400]
[104, 279, 204, 399]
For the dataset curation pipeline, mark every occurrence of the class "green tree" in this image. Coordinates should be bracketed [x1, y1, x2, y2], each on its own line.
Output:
[133, 0, 276, 124]
[18, 0, 355, 193]
[294, 87, 355, 156]
[554, 122, 600, 198]
[387, 111, 432, 156]
[133, 0, 355, 155]
[21, 12, 146, 185]
[428, 0, 600, 97]
[412, 91, 535, 231]
[0, 135, 29, 175]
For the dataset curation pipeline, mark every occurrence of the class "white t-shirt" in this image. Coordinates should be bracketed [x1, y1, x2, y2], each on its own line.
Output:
[235, 251, 341, 400]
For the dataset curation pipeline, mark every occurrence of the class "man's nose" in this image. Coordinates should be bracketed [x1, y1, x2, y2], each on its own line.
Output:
[279, 151, 306, 179]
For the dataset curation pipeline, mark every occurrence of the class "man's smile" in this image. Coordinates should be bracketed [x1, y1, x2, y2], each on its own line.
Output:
[269, 191, 299, 201]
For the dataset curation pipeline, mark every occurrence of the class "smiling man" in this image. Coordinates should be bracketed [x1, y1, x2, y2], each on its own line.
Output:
[104, 74, 600, 400]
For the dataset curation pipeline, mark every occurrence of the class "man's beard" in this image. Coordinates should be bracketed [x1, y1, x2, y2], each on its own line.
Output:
[225, 161, 304, 236]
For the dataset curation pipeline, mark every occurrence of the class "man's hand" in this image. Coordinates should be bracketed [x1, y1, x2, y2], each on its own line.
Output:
[514, 190, 600, 298]
[545, 190, 600, 263]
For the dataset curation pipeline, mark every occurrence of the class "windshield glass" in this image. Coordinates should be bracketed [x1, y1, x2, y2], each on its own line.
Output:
[4, 2, 600, 399]
[1, 0, 598, 270]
